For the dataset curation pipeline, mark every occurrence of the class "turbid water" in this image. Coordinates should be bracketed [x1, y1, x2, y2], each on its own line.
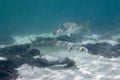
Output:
[0, 0, 120, 80]
[0, 0, 120, 36]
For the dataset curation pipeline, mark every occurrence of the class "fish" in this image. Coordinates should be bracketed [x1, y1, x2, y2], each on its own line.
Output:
[28, 37, 87, 57]
[28, 37, 72, 57]
[53, 20, 90, 37]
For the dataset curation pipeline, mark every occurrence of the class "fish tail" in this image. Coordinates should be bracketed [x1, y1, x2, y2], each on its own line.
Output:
[28, 37, 35, 47]
[27, 37, 35, 51]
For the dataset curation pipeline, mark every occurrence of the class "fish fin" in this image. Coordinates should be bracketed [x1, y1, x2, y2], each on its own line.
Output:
[28, 37, 34, 50]
[84, 20, 91, 33]
[67, 34, 71, 37]
[28, 37, 34, 45]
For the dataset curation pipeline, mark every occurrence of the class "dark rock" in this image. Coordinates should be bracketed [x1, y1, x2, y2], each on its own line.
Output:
[0, 44, 33, 68]
[0, 43, 75, 69]
[8, 58, 25, 68]
[84, 42, 112, 55]
[111, 44, 120, 51]
[84, 42, 120, 58]
[27, 49, 40, 56]
[32, 58, 51, 67]
[0, 44, 31, 58]
[32, 57, 75, 68]
[60, 57, 75, 68]
[111, 44, 120, 57]
[0, 60, 18, 80]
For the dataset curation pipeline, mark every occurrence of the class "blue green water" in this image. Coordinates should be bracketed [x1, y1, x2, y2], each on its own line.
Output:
[0, 0, 120, 35]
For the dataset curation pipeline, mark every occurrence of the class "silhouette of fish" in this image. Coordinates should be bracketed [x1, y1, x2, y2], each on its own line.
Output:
[53, 20, 90, 37]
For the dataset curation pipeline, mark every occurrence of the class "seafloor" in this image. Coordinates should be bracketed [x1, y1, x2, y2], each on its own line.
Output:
[0, 32, 120, 80]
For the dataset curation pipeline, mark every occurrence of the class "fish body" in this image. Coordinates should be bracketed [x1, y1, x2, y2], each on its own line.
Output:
[28, 37, 87, 57]
[53, 21, 90, 37]
[28, 38, 71, 57]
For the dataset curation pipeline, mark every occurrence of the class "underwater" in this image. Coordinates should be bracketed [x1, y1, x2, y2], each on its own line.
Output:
[0, 0, 120, 80]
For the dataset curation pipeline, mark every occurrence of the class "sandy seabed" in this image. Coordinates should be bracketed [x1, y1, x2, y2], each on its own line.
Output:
[1, 32, 120, 80]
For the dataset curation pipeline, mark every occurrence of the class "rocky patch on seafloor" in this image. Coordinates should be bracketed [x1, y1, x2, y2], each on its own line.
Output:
[0, 36, 120, 80]
[0, 44, 75, 80]
[84, 42, 120, 58]
[0, 60, 18, 80]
